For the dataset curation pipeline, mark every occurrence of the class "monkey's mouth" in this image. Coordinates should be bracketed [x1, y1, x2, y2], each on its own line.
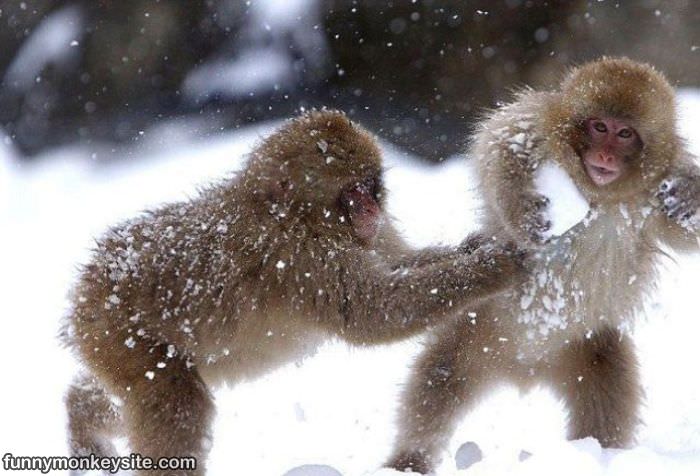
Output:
[584, 162, 622, 186]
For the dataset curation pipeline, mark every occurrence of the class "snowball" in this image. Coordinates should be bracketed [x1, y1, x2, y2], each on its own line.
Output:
[455, 441, 483, 470]
[534, 161, 590, 238]
[365, 470, 404, 476]
[282, 465, 343, 476]
[519, 450, 533, 462]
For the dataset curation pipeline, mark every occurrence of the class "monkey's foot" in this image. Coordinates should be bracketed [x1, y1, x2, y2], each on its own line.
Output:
[385, 451, 432, 474]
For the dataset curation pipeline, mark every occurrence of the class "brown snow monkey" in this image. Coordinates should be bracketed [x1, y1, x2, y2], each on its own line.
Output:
[387, 57, 700, 473]
[63, 110, 527, 475]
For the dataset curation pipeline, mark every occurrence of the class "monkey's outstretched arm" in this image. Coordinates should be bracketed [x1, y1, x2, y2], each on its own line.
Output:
[337, 245, 525, 345]
[383, 232, 497, 270]
[654, 156, 700, 252]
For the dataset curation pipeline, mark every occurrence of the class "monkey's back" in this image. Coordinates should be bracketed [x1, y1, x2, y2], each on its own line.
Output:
[64, 176, 363, 385]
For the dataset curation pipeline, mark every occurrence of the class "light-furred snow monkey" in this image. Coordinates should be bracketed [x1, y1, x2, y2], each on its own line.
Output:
[387, 57, 700, 474]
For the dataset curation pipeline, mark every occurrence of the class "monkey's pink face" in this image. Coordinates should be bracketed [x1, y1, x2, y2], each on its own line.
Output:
[581, 117, 642, 187]
[339, 177, 383, 244]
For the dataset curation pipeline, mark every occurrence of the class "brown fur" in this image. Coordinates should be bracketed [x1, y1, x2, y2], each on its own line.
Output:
[62, 110, 525, 475]
[387, 58, 700, 473]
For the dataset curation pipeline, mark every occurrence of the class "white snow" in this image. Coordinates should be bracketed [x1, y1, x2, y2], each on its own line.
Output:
[249, 0, 315, 31]
[678, 89, 700, 157]
[183, 47, 294, 100]
[1, 92, 700, 475]
[184, 0, 327, 102]
[3, 5, 83, 90]
[534, 161, 590, 238]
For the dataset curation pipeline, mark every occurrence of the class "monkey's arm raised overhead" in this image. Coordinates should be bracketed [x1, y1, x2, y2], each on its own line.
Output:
[334, 243, 525, 345]
[472, 94, 553, 244]
[653, 155, 700, 252]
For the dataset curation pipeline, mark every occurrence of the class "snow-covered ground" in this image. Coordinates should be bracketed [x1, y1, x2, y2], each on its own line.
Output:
[1, 91, 700, 476]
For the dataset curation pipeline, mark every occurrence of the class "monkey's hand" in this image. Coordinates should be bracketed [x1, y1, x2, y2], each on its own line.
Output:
[656, 174, 700, 230]
[457, 233, 491, 254]
[469, 240, 531, 290]
[506, 192, 552, 245]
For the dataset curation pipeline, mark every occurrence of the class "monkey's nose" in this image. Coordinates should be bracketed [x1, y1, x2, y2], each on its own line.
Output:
[598, 152, 616, 166]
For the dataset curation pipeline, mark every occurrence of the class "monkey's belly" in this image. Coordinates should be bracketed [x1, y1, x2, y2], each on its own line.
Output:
[196, 313, 328, 387]
[509, 234, 650, 362]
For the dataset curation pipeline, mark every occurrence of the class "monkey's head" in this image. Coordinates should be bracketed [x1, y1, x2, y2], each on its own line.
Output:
[245, 110, 386, 245]
[553, 57, 680, 199]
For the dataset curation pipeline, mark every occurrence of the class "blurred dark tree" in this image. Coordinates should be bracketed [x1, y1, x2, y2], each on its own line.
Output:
[0, 0, 232, 154]
[1, 0, 698, 161]
[324, 0, 576, 158]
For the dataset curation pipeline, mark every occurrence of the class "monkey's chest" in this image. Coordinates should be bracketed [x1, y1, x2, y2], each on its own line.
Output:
[513, 213, 653, 358]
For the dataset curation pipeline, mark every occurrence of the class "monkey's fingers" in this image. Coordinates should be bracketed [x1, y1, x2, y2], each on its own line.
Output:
[535, 195, 551, 210]
[656, 176, 700, 225]
[458, 233, 492, 254]
[476, 244, 532, 286]
[524, 218, 552, 244]
[517, 192, 553, 244]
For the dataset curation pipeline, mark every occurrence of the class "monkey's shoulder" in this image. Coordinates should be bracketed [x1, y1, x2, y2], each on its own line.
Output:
[474, 92, 555, 160]
[481, 91, 555, 130]
[83, 197, 235, 284]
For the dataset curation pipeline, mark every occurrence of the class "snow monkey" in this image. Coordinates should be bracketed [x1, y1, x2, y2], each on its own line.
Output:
[387, 57, 700, 473]
[63, 110, 527, 475]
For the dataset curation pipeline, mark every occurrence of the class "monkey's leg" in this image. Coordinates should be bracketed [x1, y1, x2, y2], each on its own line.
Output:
[549, 327, 642, 448]
[66, 373, 122, 464]
[98, 340, 215, 476]
[386, 318, 501, 474]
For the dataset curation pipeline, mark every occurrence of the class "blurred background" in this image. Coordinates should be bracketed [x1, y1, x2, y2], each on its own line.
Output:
[1, 0, 698, 163]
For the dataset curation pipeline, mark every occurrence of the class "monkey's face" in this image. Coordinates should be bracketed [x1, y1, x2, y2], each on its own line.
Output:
[579, 117, 643, 187]
[339, 175, 384, 245]
[560, 58, 678, 199]
[248, 110, 389, 245]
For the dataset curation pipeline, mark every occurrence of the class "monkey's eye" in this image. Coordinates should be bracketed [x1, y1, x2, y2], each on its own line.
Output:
[617, 128, 633, 139]
[593, 121, 608, 133]
[368, 176, 383, 200]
